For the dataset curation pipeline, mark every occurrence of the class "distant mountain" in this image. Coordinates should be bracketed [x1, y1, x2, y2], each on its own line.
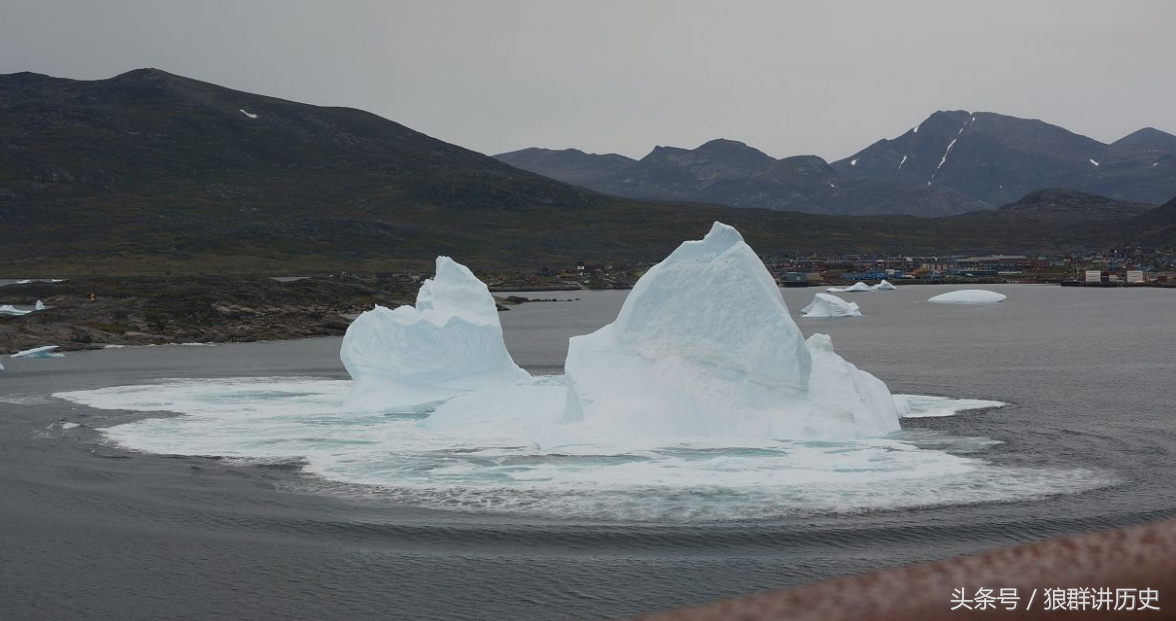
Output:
[1112, 127, 1176, 152]
[1071, 128, 1176, 204]
[496, 138, 988, 217]
[495, 147, 635, 189]
[834, 111, 1176, 206]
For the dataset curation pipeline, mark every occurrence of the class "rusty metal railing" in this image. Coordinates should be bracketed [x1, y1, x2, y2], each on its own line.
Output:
[623, 518, 1176, 620]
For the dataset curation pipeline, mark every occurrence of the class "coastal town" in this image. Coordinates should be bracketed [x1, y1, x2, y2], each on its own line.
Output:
[473, 246, 1176, 290]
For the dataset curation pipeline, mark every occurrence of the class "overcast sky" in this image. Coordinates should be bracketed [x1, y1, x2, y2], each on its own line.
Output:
[3, 0, 1173, 161]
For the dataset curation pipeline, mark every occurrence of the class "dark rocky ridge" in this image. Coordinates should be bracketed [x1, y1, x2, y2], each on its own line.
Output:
[0, 276, 413, 353]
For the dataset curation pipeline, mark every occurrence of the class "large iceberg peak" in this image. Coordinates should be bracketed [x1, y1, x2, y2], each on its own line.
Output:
[609, 221, 810, 391]
[340, 256, 529, 412]
[560, 221, 815, 439]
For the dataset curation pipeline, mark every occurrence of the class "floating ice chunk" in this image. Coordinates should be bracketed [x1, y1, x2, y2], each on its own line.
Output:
[239, 109, 258, 119]
[871, 280, 897, 291]
[554, 222, 900, 446]
[894, 394, 1006, 418]
[0, 305, 31, 316]
[340, 257, 530, 412]
[60, 422, 80, 430]
[928, 289, 1007, 304]
[826, 282, 872, 293]
[35, 300, 46, 310]
[801, 293, 862, 318]
[11, 345, 65, 358]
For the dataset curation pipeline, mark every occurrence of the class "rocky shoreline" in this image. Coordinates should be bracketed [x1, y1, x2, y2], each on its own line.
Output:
[0, 275, 414, 354]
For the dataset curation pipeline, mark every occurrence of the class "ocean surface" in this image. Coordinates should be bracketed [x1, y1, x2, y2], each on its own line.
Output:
[4, 283, 1176, 620]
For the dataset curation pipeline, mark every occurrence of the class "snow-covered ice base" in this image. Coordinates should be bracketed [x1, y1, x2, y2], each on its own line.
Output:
[56, 378, 1107, 522]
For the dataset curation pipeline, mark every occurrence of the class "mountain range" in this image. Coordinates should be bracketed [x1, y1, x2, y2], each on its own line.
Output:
[1, 69, 1174, 275]
[497, 112, 1176, 217]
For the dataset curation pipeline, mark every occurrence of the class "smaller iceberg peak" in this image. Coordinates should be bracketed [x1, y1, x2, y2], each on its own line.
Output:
[415, 256, 500, 327]
[340, 256, 529, 412]
[872, 280, 897, 291]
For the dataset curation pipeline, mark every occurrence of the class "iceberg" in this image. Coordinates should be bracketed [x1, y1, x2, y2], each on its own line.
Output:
[928, 289, 1007, 304]
[826, 281, 872, 293]
[0, 300, 47, 315]
[872, 280, 897, 291]
[0, 304, 31, 316]
[11, 345, 65, 359]
[801, 293, 863, 318]
[554, 222, 900, 445]
[339, 256, 530, 411]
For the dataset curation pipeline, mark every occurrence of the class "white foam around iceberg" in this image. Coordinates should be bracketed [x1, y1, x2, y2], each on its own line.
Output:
[801, 293, 862, 318]
[339, 257, 530, 411]
[928, 289, 1007, 304]
[55, 377, 1109, 522]
[826, 281, 872, 293]
[550, 222, 899, 446]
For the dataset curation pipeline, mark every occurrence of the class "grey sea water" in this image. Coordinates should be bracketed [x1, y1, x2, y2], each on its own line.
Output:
[1, 283, 1174, 620]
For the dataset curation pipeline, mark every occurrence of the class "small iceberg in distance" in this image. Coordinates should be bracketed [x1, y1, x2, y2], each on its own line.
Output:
[0, 300, 48, 315]
[826, 281, 872, 293]
[801, 293, 862, 318]
[0, 304, 32, 316]
[872, 280, 897, 291]
[11, 345, 65, 359]
[929, 289, 1007, 304]
[339, 256, 531, 412]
